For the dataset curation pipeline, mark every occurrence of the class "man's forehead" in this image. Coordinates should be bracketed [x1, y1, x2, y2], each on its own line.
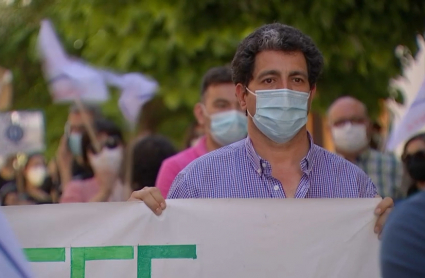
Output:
[204, 83, 237, 102]
[253, 50, 308, 76]
[328, 98, 367, 119]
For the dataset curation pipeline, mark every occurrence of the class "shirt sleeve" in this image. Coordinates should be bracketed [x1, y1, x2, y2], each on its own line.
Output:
[59, 181, 83, 203]
[359, 172, 378, 198]
[167, 171, 196, 199]
[155, 159, 181, 199]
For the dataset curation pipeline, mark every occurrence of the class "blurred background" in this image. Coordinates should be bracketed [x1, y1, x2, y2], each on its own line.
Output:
[0, 0, 425, 157]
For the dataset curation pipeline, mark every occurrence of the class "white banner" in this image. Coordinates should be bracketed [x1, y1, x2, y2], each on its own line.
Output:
[3, 199, 381, 278]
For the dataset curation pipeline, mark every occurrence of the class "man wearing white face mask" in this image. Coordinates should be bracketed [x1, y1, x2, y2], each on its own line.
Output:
[155, 66, 247, 198]
[327, 96, 403, 198]
[130, 23, 393, 238]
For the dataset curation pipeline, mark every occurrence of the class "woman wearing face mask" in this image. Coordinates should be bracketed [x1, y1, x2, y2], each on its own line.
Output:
[0, 153, 53, 206]
[60, 119, 129, 203]
[401, 133, 425, 197]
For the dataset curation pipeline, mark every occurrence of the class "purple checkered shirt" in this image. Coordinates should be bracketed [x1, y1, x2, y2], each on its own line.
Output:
[167, 133, 377, 199]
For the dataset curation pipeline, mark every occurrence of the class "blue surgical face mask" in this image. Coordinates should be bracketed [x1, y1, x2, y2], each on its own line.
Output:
[246, 87, 310, 144]
[68, 133, 83, 156]
[205, 108, 248, 146]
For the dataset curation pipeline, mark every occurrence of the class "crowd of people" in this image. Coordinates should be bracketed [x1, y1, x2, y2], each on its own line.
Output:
[0, 60, 422, 207]
[1, 22, 425, 277]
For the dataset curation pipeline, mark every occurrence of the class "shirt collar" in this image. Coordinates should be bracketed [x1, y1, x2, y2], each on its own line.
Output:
[194, 136, 208, 157]
[245, 132, 315, 176]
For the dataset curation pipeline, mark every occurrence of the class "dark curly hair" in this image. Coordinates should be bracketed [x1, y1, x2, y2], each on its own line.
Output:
[231, 23, 324, 88]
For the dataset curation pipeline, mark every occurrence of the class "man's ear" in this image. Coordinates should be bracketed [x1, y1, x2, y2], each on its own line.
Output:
[310, 84, 317, 99]
[307, 84, 317, 113]
[193, 103, 206, 126]
[235, 84, 248, 111]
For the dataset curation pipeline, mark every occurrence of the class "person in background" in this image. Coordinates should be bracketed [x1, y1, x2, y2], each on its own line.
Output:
[56, 103, 103, 189]
[380, 190, 425, 277]
[60, 118, 129, 203]
[327, 96, 402, 198]
[401, 133, 425, 197]
[130, 135, 176, 191]
[155, 66, 247, 198]
[1, 153, 53, 206]
[0, 155, 16, 190]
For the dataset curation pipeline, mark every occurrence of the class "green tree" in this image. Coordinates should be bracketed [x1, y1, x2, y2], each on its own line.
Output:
[1, 0, 424, 156]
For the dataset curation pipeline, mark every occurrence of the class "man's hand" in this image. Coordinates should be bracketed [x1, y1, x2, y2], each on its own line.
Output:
[374, 197, 394, 239]
[129, 187, 166, 216]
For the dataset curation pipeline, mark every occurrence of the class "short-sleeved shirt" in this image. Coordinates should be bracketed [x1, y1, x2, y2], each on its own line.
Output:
[168, 133, 377, 199]
[156, 137, 208, 198]
[356, 148, 403, 198]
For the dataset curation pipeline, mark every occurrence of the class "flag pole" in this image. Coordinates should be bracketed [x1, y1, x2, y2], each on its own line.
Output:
[74, 98, 101, 153]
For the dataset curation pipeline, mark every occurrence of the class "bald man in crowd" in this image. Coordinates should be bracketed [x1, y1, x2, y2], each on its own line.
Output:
[327, 96, 402, 198]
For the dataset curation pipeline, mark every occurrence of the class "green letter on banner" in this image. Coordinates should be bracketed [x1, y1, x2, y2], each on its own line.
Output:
[24, 248, 65, 262]
[71, 246, 134, 278]
[137, 245, 197, 278]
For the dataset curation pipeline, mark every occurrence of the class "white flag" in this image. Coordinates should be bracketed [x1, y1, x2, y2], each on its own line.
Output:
[118, 73, 158, 126]
[386, 35, 425, 152]
[37, 19, 158, 123]
[37, 19, 109, 103]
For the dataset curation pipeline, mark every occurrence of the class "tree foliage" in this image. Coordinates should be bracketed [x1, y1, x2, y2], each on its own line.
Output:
[1, 0, 424, 156]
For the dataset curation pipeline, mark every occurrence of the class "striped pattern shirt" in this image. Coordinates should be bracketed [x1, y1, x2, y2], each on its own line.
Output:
[168, 134, 377, 199]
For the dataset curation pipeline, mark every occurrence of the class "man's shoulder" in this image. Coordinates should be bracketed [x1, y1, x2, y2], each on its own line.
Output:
[395, 191, 425, 214]
[311, 144, 366, 175]
[182, 140, 246, 174]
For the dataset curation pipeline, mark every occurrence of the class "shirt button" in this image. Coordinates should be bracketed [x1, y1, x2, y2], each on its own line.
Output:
[262, 163, 267, 168]
[257, 169, 262, 174]
[274, 185, 279, 191]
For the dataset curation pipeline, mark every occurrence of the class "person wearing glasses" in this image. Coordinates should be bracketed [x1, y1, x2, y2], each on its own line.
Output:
[327, 96, 403, 199]
[60, 118, 129, 203]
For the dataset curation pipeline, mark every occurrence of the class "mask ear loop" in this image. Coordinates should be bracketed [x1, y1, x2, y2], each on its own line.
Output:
[245, 87, 256, 118]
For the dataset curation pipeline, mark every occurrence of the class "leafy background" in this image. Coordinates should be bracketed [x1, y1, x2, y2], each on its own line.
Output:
[1, 0, 424, 157]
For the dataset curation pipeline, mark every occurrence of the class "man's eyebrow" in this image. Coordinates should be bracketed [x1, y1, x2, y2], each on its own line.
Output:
[256, 70, 281, 80]
[288, 70, 308, 79]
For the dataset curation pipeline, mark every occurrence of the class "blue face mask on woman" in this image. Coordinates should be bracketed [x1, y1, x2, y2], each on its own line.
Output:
[68, 133, 83, 156]
[246, 87, 310, 144]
